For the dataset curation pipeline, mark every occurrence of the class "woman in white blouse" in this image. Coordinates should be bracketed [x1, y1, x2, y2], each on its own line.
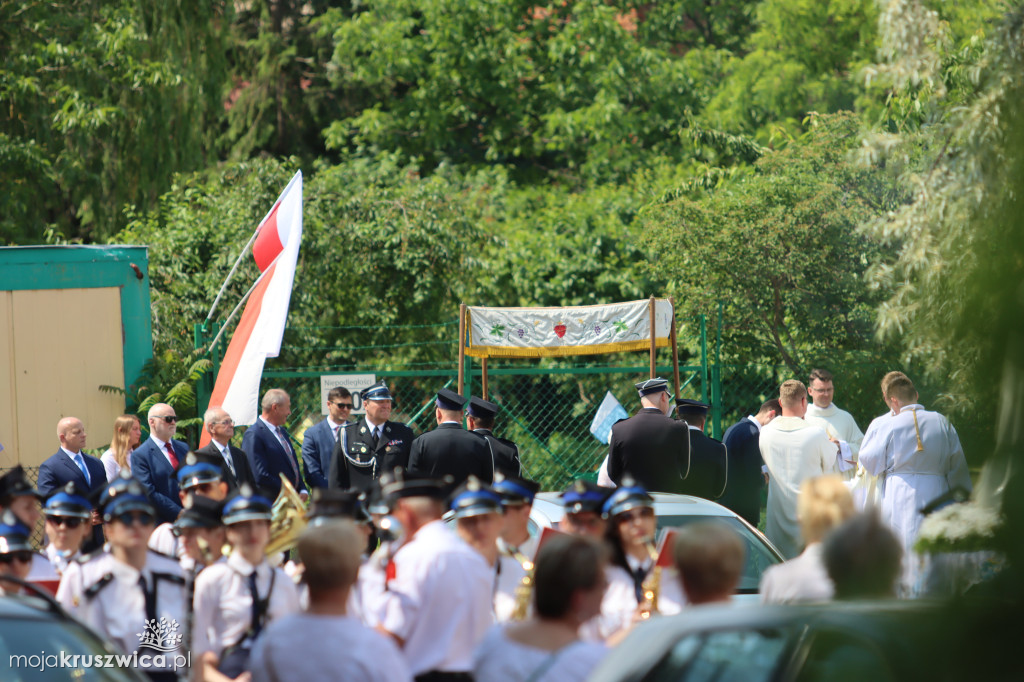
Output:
[473, 534, 610, 682]
[101, 414, 141, 481]
[759, 474, 855, 604]
[191, 486, 300, 678]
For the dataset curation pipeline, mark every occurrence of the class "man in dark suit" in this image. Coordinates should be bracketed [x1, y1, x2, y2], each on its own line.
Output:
[407, 388, 493, 486]
[130, 403, 191, 524]
[675, 399, 728, 500]
[195, 407, 256, 490]
[37, 416, 107, 548]
[466, 396, 521, 478]
[718, 399, 780, 526]
[608, 378, 691, 493]
[302, 387, 354, 489]
[328, 381, 414, 491]
[242, 388, 307, 500]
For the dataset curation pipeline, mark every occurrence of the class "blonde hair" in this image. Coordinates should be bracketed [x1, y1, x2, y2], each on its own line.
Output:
[673, 522, 745, 602]
[779, 380, 807, 409]
[885, 375, 917, 403]
[111, 415, 140, 471]
[798, 475, 855, 545]
[880, 371, 908, 395]
[297, 520, 364, 592]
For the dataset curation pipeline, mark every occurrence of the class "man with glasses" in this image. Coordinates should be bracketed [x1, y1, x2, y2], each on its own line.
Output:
[197, 407, 256, 489]
[38, 416, 107, 550]
[243, 388, 307, 500]
[804, 368, 862, 481]
[302, 387, 354, 489]
[132, 403, 191, 524]
[328, 381, 414, 491]
[607, 378, 691, 494]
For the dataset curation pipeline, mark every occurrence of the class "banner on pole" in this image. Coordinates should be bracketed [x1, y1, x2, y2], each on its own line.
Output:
[465, 299, 673, 358]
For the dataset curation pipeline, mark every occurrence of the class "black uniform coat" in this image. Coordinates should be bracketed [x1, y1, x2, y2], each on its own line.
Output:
[407, 422, 493, 486]
[717, 418, 764, 526]
[328, 418, 414, 491]
[472, 429, 522, 479]
[607, 407, 691, 493]
[676, 426, 727, 501]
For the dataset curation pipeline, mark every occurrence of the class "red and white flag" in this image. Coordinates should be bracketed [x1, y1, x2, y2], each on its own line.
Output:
[201, 171, 303, 446]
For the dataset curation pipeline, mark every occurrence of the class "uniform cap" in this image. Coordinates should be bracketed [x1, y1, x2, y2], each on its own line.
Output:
[221, 484, 274, 525]
[44, 481, 92, 520]
[466, 397, 498, 420]
[174, 495, 224, 532]
[560, 479, 612, 515]
[492, 473, 540, 506]
[675, 398, 711, 418]
[0, 509, 32, 554]
[308, 488, 371, 525]
[0, 466, 42, 502]
[635, 377, 671, 398]
[449, 477, 503, 520]
[603, 477, 654, 518]
[435, 388, 467, 411]
[361, 381, 393, 402]
[98, 470, 156, 521]
[175, 452, 223, 490]
[379, 469, 451, 508]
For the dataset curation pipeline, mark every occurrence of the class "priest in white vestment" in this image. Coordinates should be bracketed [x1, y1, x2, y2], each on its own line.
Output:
[804, 368, 862, 480]
[759, 380, 841, 559]
[858, 374, 972, 592]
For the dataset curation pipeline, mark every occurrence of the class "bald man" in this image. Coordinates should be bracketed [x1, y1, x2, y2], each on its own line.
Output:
[37, 417, 107, 549]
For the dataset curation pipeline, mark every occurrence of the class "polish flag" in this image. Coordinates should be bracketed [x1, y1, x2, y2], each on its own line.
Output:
[200, 171, 302, 446]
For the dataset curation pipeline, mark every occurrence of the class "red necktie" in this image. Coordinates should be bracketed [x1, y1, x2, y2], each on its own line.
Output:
[165, 443, 179, 468]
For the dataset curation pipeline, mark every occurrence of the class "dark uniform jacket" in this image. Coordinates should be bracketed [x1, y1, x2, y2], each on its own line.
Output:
[328, 418, 414, 491]
[717, 418, 764, 526]
[676, 426, 728, 501]
[608, 407, 691, 493]
[472, 429, 521, 479]
[407, 422, 493, 486]
[195, 441, 257, 491]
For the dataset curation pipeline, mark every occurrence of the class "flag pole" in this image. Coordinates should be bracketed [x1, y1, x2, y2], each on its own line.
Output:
[205, 229, 260, 324]
[205, 265, 273, 351]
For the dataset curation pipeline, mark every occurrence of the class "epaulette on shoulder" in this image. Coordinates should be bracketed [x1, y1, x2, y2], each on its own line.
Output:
[343, 421, 360, 429]
[147, 548, 177, 561]
[84, 573, 115, 600]
[151, 571, 186, 586]
[75, 548, 105, 565]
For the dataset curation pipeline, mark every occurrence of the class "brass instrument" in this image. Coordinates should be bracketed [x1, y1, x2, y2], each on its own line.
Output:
[266, 474, 309, 557]
[639, 537, 662, 620]
[911, 409, 925, 452]
[509, 548, 535, 621]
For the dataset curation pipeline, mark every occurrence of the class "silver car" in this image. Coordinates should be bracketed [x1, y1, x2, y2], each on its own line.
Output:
[528, 492, 785, 598]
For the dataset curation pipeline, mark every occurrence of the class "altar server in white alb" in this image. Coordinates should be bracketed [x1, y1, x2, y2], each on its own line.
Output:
[759, 380, 841, 559]
[57, 472, 187, 682]
[858, 374, 972, 588]
[804, 368, 862, 479]
[852, 371, 911, 509]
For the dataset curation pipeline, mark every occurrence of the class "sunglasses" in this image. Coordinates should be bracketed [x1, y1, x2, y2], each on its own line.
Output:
[47, 516, 84, 529]
[155, 415, 178, 424]
[617, 508, 655, 523]
[113, 511, 155, 526]
[0, 551, 33, 564]
[332, 402, 353, 409]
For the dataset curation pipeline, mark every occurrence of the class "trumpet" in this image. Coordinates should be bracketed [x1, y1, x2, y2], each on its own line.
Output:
[639, 537, 662, 619]
[266, 475, 309, 557]
[509, 548, 535, 621]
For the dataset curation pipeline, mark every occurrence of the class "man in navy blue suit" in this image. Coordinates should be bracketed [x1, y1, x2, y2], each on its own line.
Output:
[242, 388, 308, 500]
[130, 403, 190, 524]
[718, 399, 780, 526]
[37, 416, 107, 548]
[301, 386, 354, 489]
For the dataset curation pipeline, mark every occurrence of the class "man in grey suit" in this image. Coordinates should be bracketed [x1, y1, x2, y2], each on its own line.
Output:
[302, 387, 353, 489]
[195, 407, 256, 490]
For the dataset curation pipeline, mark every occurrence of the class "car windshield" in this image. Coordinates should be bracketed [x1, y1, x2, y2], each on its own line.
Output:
[0, 605, 144, 682]
[656, 516, 780, 593]
[646, 627, 792, 682]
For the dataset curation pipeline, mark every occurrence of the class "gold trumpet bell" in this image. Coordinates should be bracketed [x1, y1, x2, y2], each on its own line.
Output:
[266, 474, 309, 557]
